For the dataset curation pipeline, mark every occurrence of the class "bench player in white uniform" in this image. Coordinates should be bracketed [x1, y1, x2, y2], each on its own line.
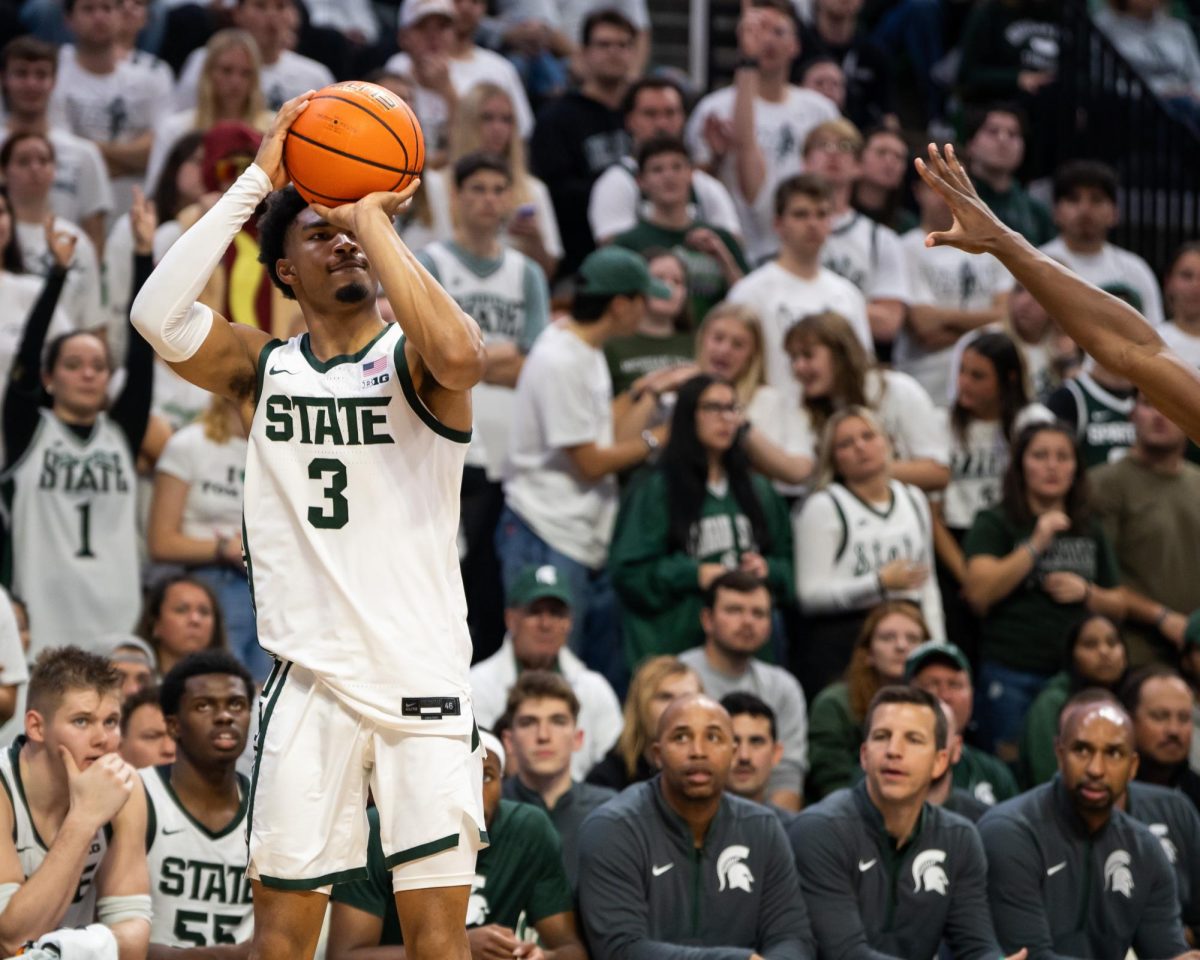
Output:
[0, 647, 149, 957]
[144, 651, 255, 952]
[130, 93, 489, 960]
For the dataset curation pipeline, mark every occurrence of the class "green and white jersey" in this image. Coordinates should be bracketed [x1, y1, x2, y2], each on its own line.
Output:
[142, 766, 252, 947]
[1, 409, 139, 655]
[418, 241, 549, 481]
[246, 325, 474, 733]
[1059, 372, 1136, 467]
[0, 739, 105, 927]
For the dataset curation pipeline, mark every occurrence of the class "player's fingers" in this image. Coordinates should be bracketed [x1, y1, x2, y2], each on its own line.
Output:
[309, 202, 335, 221]
[925, 230, 957, 249]
[913, 157, 948, 195]
[395, 177, 422, 204]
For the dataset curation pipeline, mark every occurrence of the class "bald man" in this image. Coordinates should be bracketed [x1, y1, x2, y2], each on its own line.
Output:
[577, 694, 815, 959]
[979, 692, 1197, 959]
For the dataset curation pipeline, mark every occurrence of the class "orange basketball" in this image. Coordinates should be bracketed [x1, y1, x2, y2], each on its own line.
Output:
[284, 81, 425, 207]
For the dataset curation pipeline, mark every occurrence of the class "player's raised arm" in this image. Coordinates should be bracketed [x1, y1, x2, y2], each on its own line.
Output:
[129, 95, 316, 405]
[915, 143, 1200, 442]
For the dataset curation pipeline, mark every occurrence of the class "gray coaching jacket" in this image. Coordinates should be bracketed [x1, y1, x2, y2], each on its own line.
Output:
[786, 781, 1003, 960]
[576, 776, 815, 960]
[1126, 781, 1200, 936]
[978, 776, 1188, 960]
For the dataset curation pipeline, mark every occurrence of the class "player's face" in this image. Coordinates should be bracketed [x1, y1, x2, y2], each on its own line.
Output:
[508, 597, 571, 669]
[478, 94, 516, 156]
[912, 664, 972, 734]
[45, 333, 111, 418]
[111, 658, 153, 699]
[1133, 676, 1194, 766]
[955, 348, 1001, 416]
[626, 88, 685, 143]
[775, 194, 832, 259]
[1168, 251, 1200, 321]
[698, 315, 755, 382]
[831, 415, 888, 484]
[153, 582, 216, 659]
[861, 703, 946, 804]
[1054, 187, 1117, 244]
[3, 137, 55, 200]
[583, 24, 635, 86]
[644, 671, 702, 739]
[67, 0, 118, 47]
[638, 152, 691, 210]
[860, 133, 907, 190]
[457, 169, 511, 235]
[1021, 429, 1076, 502]
[481, 752, 503, 827]
[646, 254, 687, 322]
[803, 134, 861, 188]
[788, 337, 835, 397]
[208, 44, 256, 113]
[728, 713, 781, 801]
[801, 62, 846, 110]
[34, 688, 122, 771]
[1057, 707, 1137, 814]
[866, 613, 924, 682]
[1, 59, 55, 116]
[702, 585, 772, 658]
[653, 701, 734, 801]
[233, 0, 299, 53]
[968, 112, 1024, 175]
[693, 382, 741, 454]
[281, 208, 376, 309]
[119, 703, 176, 769]
[1072, 617, 1126, 688]
[171, 674, 251, 766]
[508, 697, 580, 779]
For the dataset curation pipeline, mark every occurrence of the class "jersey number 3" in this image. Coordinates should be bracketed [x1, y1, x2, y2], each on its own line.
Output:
[307, 458, 349, 529]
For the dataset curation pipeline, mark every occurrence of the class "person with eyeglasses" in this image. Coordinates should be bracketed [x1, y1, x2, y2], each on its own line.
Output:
[609, 373, 794, 664]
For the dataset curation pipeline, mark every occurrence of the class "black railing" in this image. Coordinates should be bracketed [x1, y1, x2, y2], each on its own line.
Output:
[1057, 0, 1200, 275]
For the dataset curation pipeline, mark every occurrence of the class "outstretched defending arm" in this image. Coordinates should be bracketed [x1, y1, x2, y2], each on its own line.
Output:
[914, 144, 1200, 442]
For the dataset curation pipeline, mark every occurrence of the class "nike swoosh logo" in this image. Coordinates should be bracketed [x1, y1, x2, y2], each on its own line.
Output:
[162, 827, 186, 836]
[1046, 862, 1067, 876]
[269, 366, 295, 375]
[651, 863, 674, 877]
[858, 859, 877, 872]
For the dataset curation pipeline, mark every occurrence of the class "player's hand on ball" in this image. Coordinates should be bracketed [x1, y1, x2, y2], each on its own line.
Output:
[256, 90, 315, 190]
[61, 748, 135, 829]
[310, 179, 423, 231]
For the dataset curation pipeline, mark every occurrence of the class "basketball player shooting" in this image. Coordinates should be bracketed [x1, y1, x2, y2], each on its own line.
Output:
[130, 92, 488, 960]
[916, 143, 1200, 441]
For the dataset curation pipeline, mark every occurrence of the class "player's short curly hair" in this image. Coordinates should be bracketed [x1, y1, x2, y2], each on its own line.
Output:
[257, 185, 310, 300]
[160, 650, 254, 718]
[27, 646, 122, 719]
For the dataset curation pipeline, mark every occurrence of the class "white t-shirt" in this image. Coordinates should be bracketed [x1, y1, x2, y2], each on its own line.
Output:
[588, 158, 742, 242]
[685, 85, 839, 265]
[497, 0, 650, 40]
[726, 261, 871, 404]
[156, 422, 246, 541]
[37, 128, 113, 228]
[175, 49, 335, 112]
[384, 47, 534, 152]
[152, 360, 212, 431]
[305, 0, 382, 43]
[15, 217, 102, 330]
[893, 228, 1015, 404]
[821, 209, 911, 302]
[1040, 237, 1165, 326]
[503, 324, 616, 569]
[1159, 322, 1200, 369]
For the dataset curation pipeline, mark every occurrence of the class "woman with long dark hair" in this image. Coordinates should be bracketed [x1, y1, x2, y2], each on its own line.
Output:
[608, 374, 793, 663]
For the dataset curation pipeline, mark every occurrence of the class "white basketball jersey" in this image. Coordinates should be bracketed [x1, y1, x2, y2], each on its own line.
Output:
[1, 410, 139, 655]
[141, 767, 253, 947]
[0, 739, 106, 928]
[824, 480, 932, 600]
[245, 325, 474, 732]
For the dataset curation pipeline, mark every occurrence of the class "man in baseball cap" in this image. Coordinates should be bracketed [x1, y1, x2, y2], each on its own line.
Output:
[906, 640, 1018, 806]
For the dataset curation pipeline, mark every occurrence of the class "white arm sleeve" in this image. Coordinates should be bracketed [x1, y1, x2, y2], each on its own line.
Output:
[130, 163, 273, 362]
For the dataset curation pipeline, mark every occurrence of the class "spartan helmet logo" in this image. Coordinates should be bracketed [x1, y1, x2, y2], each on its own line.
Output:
[717, 845, 754, 893]
[912, 850, 949, 895]
[466, 874, 489, 926]
[1149, 824, 1177, 864]
[1105, 850, 1135, 898]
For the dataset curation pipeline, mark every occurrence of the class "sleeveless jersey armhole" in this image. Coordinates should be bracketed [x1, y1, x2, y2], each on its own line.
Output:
[253, 339, 286, 409]
[393, 334, 472, 444]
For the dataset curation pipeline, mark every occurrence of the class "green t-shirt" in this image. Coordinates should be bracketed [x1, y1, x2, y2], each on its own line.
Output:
[953, 743, 1020, 804]
[974, 180, 1056, 247]
[330, 801, 573, 945]
[962, 507, 1120, 673]
[604, 330, 696, 396]
[611, 219, 750, 322]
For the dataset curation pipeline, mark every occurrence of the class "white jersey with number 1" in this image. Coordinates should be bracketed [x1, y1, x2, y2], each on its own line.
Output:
[245, 324, 474, 733]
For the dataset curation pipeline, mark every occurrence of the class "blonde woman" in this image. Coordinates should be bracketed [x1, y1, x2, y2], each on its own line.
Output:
[402, 82, 562, 275]
[586, 656, 702, 790]
[793, 406, 944, 694]
[144, 30, 273, 194]
[147, 394, 266, 679]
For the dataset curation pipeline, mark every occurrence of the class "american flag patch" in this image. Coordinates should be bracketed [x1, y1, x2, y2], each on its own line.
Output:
[362, 357, 387, 376]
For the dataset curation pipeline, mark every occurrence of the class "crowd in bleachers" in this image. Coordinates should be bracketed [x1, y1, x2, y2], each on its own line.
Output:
[2, 0, 1200, 954]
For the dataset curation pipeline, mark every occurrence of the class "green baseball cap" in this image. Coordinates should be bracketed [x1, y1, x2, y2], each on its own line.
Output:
[577, 247, 672, 299]
[507, 564, 573, 609]
[904, 640, 971, 680]
[1184, 610, 1200, 650]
